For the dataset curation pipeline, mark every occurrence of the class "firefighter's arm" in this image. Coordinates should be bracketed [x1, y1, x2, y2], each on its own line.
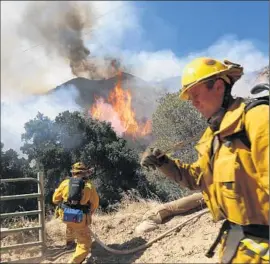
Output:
[141, 148, 200, 190]
[160, 157, 201, 190]
[82, 183, 99, 214]
[89, 185, 99, 214]
[52, 180, 66, 204]
[245, 104, 269, 194]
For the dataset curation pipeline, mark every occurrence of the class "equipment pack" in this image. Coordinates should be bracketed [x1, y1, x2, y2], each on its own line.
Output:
[62, 177, 90, 223]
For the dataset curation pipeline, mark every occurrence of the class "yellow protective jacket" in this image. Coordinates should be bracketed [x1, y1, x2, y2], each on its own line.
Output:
[173, 97, 269, 225]
[52, 178, 99, 221]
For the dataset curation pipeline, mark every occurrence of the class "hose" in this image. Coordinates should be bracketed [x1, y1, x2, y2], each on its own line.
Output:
[90, 208, 209, 254]
[46, 208, 209, 260]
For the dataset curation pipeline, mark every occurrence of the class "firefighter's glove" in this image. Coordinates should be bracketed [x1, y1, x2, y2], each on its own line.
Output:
[140, 148, 169, 170]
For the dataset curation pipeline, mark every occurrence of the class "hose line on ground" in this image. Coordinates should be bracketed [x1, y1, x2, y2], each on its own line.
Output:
[46, 208, 209, 260]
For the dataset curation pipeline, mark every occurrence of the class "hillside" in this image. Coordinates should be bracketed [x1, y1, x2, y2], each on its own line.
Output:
[47, 72, 165, 121]
[46, 66, 269, 119]
[1, 199, 222, 264]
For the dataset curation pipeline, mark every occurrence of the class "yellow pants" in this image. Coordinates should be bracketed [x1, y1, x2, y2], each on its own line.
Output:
[64, 214, 92, 264]
[219, 235, 269, 264]
[66, 225, 75, 243]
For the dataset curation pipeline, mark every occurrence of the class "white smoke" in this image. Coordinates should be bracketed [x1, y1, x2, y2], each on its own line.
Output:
[123, 35, 268, 97]
[1, 2, 75, 102]
[1, 85, 81, 154]
[87, 1, 142, 56]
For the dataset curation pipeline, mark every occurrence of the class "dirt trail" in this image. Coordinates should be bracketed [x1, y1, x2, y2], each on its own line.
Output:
[1, 200, 222, 263]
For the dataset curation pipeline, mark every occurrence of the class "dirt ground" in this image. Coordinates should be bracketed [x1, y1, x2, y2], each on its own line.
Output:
[1, 199, 222, 263]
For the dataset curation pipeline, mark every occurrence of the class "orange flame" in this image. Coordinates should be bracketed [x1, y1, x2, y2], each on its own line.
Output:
[90, 72, 152, 138]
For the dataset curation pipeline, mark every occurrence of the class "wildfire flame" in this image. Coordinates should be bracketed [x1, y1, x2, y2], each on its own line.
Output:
[90, 72, 152, 138]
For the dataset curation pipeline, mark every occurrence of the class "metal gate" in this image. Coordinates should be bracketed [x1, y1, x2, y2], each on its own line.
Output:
[0, 172, 46, 259]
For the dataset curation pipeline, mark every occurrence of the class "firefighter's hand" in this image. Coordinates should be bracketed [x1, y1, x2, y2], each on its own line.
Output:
[140, 148, 168, 170]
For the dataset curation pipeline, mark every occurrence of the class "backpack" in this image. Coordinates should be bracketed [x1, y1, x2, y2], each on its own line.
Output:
[67, 177, 85, 205]
[227, 83, 269, 149]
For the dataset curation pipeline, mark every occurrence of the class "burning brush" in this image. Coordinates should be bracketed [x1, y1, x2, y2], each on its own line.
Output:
[89, 72, 152, 139]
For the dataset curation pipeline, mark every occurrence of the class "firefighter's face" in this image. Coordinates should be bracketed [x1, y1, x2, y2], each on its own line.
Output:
[187, 79, 225, 119]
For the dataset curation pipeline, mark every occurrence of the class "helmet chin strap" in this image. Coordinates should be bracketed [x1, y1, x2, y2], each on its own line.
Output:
[207, 82, 233, 132]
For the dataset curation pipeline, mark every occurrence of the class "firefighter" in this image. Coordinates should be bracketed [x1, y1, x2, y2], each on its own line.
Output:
[140, 57, 269, 263]
[53, 162, 99, 264]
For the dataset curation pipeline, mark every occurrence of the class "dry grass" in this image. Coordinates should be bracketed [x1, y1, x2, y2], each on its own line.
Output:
[1, 216, 42, 262]
[1, 195, 221, 264]
[45, 218, 66, 246]
[0, 195, 158, 262]
[1, 216, 39, 244]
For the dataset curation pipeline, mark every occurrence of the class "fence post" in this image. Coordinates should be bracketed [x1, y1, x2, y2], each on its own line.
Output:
[37, 171, 46, 254]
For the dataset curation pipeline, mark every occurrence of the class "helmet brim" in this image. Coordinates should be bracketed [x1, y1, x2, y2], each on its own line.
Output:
[179, 68, 239, 100]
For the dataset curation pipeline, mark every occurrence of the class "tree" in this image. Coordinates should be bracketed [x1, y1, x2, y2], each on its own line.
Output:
[0, 143, 36, 214]
[143, 92, 208, 200]
[21, 112, 72, 205]
[151, 92, 207, 163]
[21, 111, 152, 209]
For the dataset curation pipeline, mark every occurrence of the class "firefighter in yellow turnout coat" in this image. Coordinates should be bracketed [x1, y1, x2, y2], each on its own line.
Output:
[53, 162, 99, 264]
[141, 58, 269, 263]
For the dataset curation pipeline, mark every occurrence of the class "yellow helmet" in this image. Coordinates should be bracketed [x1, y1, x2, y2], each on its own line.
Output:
[71, 162, 88, 174]
[179, 57, 244, 100]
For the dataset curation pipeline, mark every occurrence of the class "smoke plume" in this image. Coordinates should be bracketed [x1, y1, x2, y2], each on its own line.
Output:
[17, 1, 122, 79]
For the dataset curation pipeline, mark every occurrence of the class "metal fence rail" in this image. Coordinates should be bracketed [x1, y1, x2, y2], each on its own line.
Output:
[0, 172, 46, 256]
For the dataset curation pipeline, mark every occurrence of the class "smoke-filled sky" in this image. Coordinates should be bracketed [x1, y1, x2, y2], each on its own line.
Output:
[1, 1, 269, 154]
